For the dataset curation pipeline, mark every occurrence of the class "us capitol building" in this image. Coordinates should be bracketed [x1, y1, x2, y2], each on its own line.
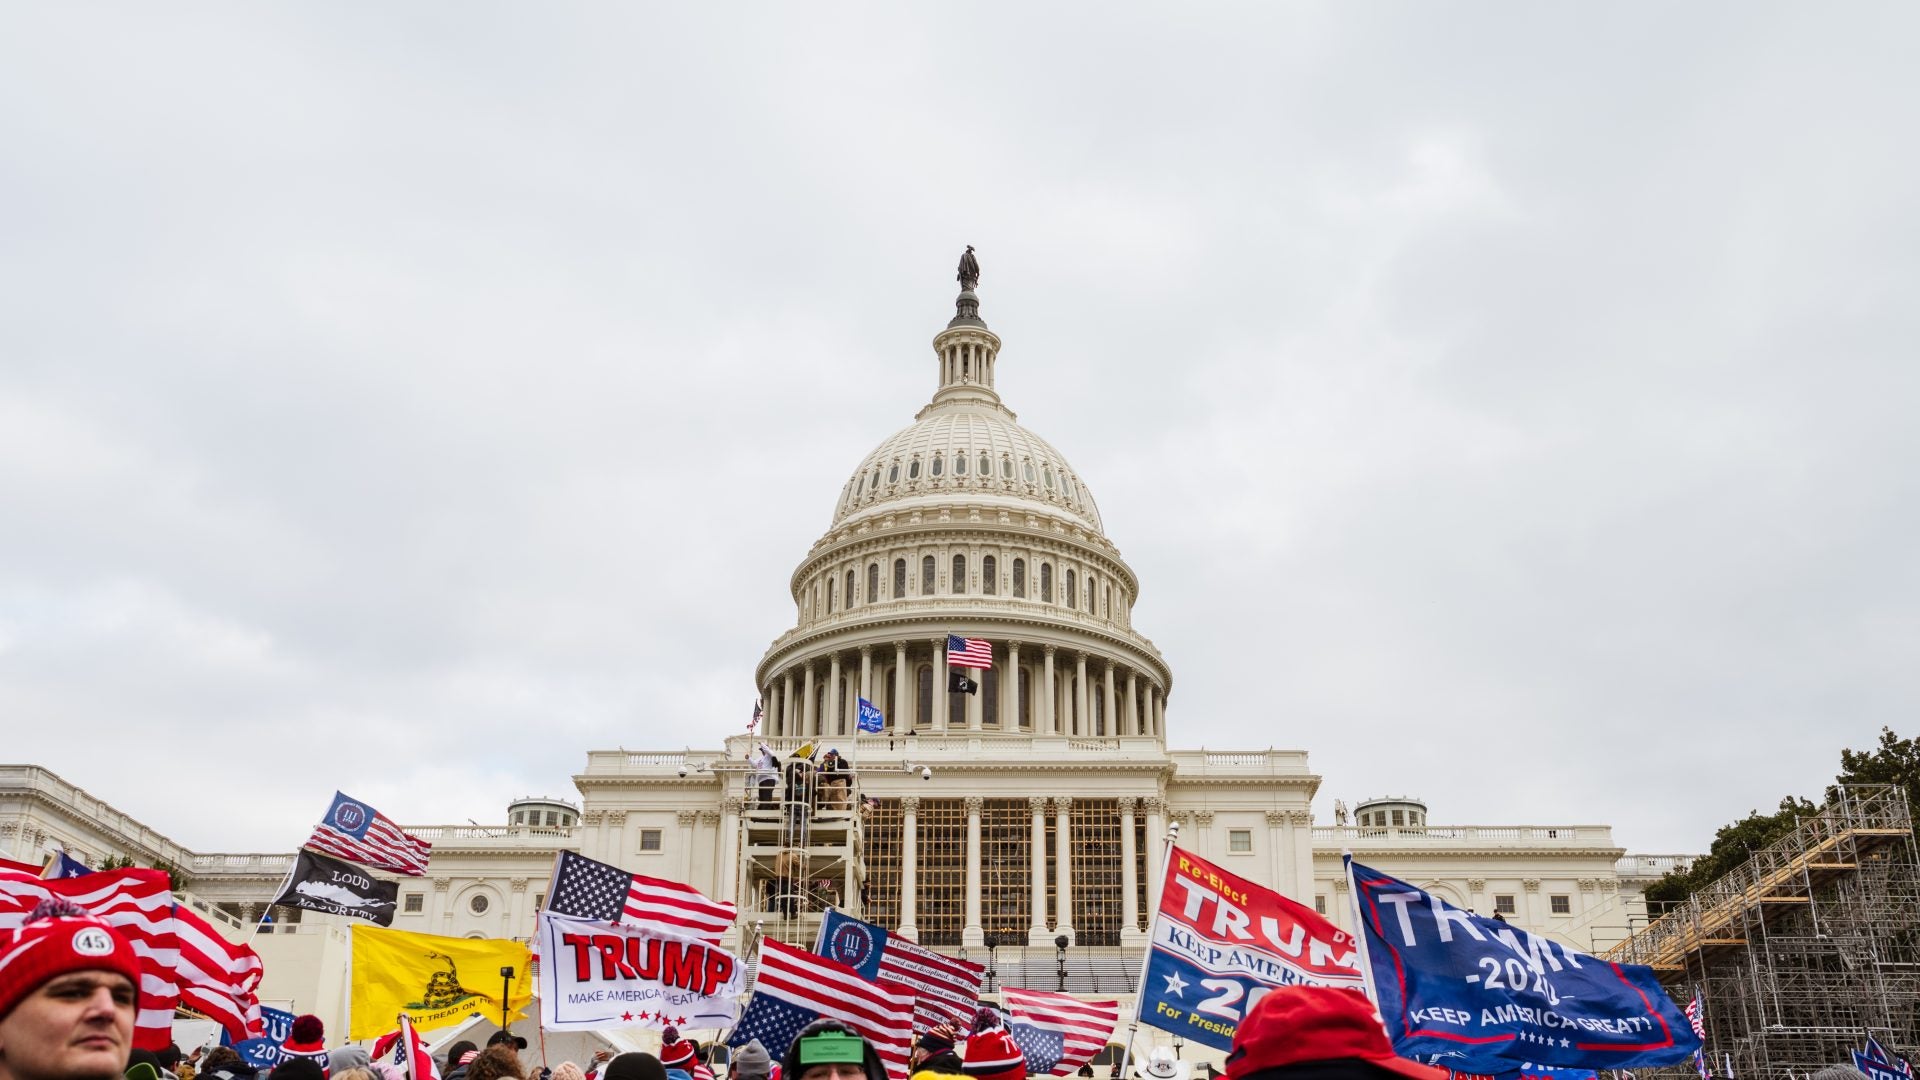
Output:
[2, 257, 1690, 1036]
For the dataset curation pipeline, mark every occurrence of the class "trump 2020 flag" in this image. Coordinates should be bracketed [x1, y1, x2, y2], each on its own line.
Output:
[225, 1006, 297, 1069]
[1140, 845, 1364, 1051]
[857, 698, 886, 734]
[537, 912, 743, 1031]
[1348, 858, 1699, 1072]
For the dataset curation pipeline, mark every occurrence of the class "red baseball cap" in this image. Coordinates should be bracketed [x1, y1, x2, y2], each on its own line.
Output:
[1225, 986, 1446, 1080]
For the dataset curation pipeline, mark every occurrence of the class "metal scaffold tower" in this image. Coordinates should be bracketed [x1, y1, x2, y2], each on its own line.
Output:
[1607, 785, 1920, 1080]
[737, 746, 867, 948]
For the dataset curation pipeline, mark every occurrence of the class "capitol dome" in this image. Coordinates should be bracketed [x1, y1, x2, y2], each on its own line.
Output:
[754, 255, 1170, 748]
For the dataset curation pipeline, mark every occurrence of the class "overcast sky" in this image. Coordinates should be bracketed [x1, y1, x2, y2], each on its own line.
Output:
[3, 4, 1916, 859]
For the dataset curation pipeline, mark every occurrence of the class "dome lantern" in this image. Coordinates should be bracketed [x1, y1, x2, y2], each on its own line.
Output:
[929, 246, 1003, 410]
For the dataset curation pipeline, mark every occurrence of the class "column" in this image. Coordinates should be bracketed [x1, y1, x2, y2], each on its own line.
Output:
[1119, 797, 1142, 942]
[1522, 879, 1543, 927]
[1042, 646, 1057, 734]
[893, 640, 909, 733]
[782, 672, 795, 737]
[899, 796, 920, 939]
[720, 798, 743, 911]
[967, 666, 984, 731]
[677, 810, 698, 881]
[1152, 686, 1165, 737]
[1144, 798, 1168, 913]
[1267, 810, 1292, 897]
[931, 637, 948, 732]
[1074, 653, 1090, 738]
[963, 796, 984, 945]
[827, 653, 843, 738]
[1053, 797, 1075, 943]
[859, 646, 874, 719]
[1007, 641, 1023, 731]
[1125, 671, 1138, 736]
[1292, 811, 1316, 914]
[1102, 662, 1117, 738]
[802, 664, 817, 738]
[1028, 796, 1050, 945]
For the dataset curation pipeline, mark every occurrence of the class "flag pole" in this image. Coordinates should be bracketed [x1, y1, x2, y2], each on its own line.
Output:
[1116, 820, 1180, 1080]
[248, 857, 301, 946]
[1344, 853, 1382, 1006]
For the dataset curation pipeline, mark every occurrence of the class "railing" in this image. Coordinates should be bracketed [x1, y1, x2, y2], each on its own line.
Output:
[1313, 824, 1617, 844]
[1614, 854, 1698, 879]
[0, 764, 198, 867]
[186, 853, 295, 874]
[406, 825, 577, 842]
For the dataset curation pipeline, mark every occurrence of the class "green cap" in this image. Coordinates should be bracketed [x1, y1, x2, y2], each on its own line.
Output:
[796, 1031, 867, 1067]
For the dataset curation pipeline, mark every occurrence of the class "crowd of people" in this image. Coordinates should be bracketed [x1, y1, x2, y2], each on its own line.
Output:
[4, 895, 1883, 1080]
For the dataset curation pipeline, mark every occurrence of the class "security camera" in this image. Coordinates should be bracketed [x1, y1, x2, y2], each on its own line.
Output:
[920, 766, 933, 781]
[676, 765, 689, 778]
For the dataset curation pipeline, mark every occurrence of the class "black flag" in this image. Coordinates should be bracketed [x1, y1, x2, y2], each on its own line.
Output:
[271, 848, 400, 925]
[948, 670, 978, 695]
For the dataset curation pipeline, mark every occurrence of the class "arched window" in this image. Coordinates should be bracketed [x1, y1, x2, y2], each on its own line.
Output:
[982, 555, 997, 595]
[1103, 583, 1111, 617]
[854, 474, 864, 496]
[827, 579, 836, 613]
[1041, 563, 1053, 602]
[921, 556, 936, 594]
[1044, 467, 1056, 489]
[931, 454, 944, 477]
[952, 554, 967, 594]
[816, 683, 828, 734]
[978, 452, 990, 476]
[1023, 461, 1036, 484]
[888, 462, 900, 484]
[870, 468, 880, 491]
[908, 458, 921, 480]
[1002, 457, 1014, 479]
[845, 569, 855, 609]
[1012, 559, 1026, 598]
[916, 666, 933, 727]
[1066, 569, 1077, 609]
[868, 563, 879, 604]
[894, 559, 907, 598]
[954, 453, 967, 476]
[1018, 670, 1032, 729]
[1093, 693, 1104, 736]
[983, 666, 999, 727]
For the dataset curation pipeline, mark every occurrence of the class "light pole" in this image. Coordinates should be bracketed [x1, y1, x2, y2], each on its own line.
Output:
[983, 933, 1000, 994]
[1054, 934, 1069, 992]
[498, 966, 514, 1036]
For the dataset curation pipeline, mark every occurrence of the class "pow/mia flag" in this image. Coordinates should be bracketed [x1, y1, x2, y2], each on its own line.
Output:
[272, 848, 400, 925]
[948, 670, 978, 694]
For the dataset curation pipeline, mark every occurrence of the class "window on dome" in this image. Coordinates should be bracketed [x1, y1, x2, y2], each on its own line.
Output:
[931, 454, 943, 476]
[1041, 563, 1053, 602]
[894, 559, 906, 598]
[916, 666, 932, 727]
[954, 453, 967, 476]
[982, 556, 997, 595]
[1086, 578, 1095, 609]
[1103, 583, 1111, 616]
[952, 554, 966, 593]
[909, 458, 921, 480]
[979, 452, 991, 476]
[868, 564, 879, 604]
[922, 555, 935, 594]
[1023, 461, 1036, 483]
[1012, 558, 1026, 598]
[827, 582, 835, 613]
[1002, 457, 1013, 479]
[1066, 569, 1077, 609]
[845, 570, 855, 609]
[889, 462, 900, 484]
[1044, 467, 1055, 490]
[854, 475, 863, 496]
[1018, 672, 1032, 729]
[870, 468, 880, 491]
[982, 666, 998, 726]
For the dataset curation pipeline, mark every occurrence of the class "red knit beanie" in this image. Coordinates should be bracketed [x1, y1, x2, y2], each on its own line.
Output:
[659, 1028, 696, 1070]
[961, 1028, 1026, 1080]
[283, 1014, 331, 1076]
[0, 904, 143, 1022]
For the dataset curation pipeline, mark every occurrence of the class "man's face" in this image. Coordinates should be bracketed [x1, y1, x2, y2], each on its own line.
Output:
[0, 971, 137, 1080]
[797, 1065, 864, 1080]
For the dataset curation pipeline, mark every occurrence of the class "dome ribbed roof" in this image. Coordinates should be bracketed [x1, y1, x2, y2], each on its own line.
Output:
[831, 405, 1103, 533]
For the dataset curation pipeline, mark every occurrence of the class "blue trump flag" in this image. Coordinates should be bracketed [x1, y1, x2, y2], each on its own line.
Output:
[225, 1006, 296, 1068]
[857, 698, 885, 734]
[815, 907, 888, 981]
[1348, 858, 1699, 1072]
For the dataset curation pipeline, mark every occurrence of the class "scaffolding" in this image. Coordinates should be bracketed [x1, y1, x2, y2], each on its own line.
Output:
[737, 747, 870, 948]
[1606, 785, 1920, 1080]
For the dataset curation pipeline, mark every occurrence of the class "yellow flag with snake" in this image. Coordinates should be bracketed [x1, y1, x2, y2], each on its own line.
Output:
[349, 925, 533, 1038]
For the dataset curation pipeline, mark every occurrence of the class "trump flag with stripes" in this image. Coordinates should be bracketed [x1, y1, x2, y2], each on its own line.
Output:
[818, 908, 983, 1029]
[304, 792, 432, 877]
[730, 937, 915, 1079]
[545, 851, 736, 945]
[1003, 988, 1121, 1077]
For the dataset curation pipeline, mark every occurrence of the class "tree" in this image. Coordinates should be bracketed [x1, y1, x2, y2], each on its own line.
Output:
[96, 853, 183, 891]
[1644, 726, 1915, 907]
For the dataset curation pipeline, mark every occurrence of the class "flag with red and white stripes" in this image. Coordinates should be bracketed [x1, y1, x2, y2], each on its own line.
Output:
[373, 1014, 441, 1080]
[1001, 987, 1122, 1078]
[946, 635, 994, 670]
[877, 935, 983, 1030]
[303, 791, 433, 877]
[0, 867, 265, 1050]
[545, 851, 736, 945]
[729, 937, 914, 1079]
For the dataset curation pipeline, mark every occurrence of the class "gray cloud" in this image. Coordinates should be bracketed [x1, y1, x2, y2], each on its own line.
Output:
[2, 3, 1915, 855]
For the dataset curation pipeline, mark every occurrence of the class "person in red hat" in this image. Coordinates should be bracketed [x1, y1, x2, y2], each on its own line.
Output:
[1224, 987, 1445, 1080]
[0, 900, 144, 1080]
[281, 1017, 330, 1078]
[960, 1010, 1026, 1080]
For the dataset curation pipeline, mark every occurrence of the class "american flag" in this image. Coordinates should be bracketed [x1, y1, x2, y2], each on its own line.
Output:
[374, 1013, 440, 1080]
[0, 867, 266, 1050]
[750, 699, 763, 732]
[303, 791, 432, 877]
[728, 938, 914, 1079]
[1685, 992, 1708, 1079]
[946, 635, 993, 670]
[544, 851, 736, 944]
[878, 935, 983, 1030]
[1002, 988, 1121, 1077]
